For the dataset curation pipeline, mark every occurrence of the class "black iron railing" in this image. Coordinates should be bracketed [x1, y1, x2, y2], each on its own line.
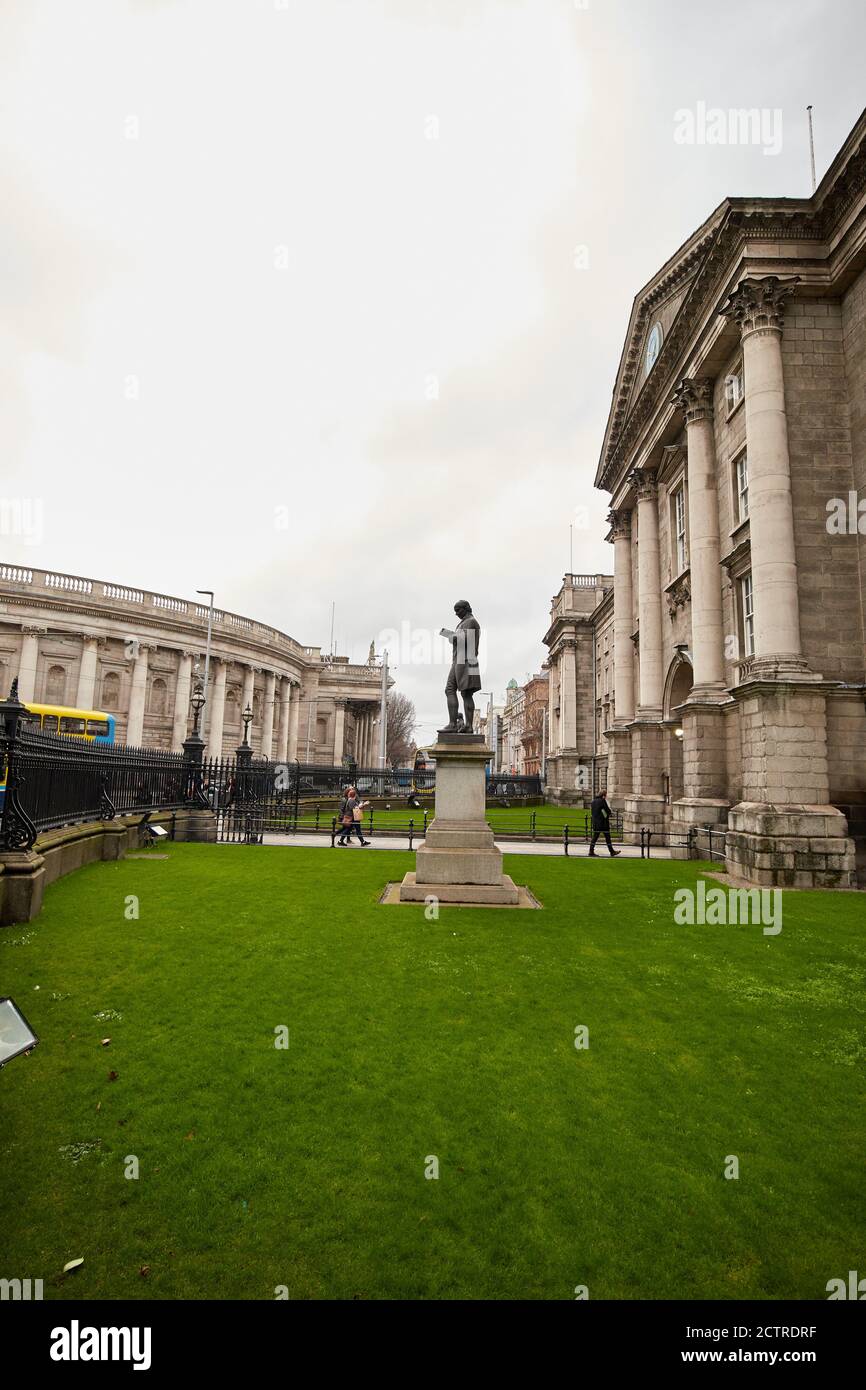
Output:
[4, 728, 193, 842]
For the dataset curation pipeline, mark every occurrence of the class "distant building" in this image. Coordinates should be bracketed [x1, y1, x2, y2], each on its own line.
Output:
[520, 672, 549, 777]
[500, 679, 525, 774]
[542, 574, 613, 802]
[0, 564, 385, 764]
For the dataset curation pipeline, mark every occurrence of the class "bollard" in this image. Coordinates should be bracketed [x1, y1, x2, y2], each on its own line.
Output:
[563, 824, 570, 856]
[330, 816, 337, 848]
[408, 818, 414, 851]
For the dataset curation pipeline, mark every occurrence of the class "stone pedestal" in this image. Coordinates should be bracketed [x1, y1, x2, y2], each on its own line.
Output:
[603, 726, 633, 803]
[399, 735, 519, 906]
[725, 675, 857, 887]
[670, 697, 730, 854]
[623, 720, 667, 833]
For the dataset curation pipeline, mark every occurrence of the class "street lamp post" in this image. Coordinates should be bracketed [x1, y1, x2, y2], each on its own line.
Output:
[196, 589, 215, 745]
[183, 678, 207, 805]
[378, 649, 388, 769]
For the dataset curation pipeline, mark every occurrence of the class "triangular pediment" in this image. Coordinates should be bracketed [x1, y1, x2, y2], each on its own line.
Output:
[595, 203, 727, 486]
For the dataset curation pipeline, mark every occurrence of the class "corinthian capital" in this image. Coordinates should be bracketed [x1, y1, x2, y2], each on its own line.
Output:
[718, 274, 799, 339]
[629, 467, 658, 502]
[671, 377, 714, 424]
[606, 508, 632, 541]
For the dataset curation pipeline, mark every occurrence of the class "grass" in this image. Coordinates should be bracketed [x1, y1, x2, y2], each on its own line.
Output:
[1, 843, 863, 1301]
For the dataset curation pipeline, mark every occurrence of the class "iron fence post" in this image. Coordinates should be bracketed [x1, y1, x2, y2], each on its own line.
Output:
[0, 678, 37, 852]
[563, 824, 569, 856]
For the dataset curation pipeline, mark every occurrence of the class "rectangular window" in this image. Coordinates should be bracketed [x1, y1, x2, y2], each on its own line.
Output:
[674, 484, 688, 572]
[87, 719, 109, 737]
[735, 451, 749, 524]
[741, 573, 755, 656]
[60, 716, 87, 734]
[725, 363, 744, 414]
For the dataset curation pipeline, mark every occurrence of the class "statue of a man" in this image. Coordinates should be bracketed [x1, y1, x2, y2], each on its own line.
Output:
[440, 600, 482, 733]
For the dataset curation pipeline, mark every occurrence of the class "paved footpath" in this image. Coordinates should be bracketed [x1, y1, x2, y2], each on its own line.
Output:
[217, 833, 669, 859]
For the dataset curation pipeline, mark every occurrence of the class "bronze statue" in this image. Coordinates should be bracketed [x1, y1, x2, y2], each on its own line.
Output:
[440, 600, 482, 733]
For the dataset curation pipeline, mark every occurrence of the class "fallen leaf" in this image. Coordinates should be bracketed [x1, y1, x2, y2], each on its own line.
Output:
[63, 1258, 84, 1274]
[96, 1102, 101, 1112]
[108, 1070, 118, 1081]
[100, 1038, 111, 1047]
[139, 1265, 150, 1278]
[184, 1131, 195, 1140]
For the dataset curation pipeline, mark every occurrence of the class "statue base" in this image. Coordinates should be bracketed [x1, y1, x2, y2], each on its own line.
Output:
[398, 737, 521, 908]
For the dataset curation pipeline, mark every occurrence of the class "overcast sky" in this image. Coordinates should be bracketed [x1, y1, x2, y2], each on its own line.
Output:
[2, 0, 864, 745]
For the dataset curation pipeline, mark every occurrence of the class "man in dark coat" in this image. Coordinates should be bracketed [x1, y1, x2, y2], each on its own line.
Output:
[441, 600, 482, 733]
[588, 793, 620, 857]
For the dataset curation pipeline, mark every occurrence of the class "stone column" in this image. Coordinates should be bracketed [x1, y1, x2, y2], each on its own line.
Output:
[361, 711, 372, 767]
[718, 275, 804, 671]
[126, 642, 155, 746]
[276, 677, 291, 761]
[668, 378, 730, 835]
[76, 635, 101, 709]
[171, 650, 195, 751]
[261, 670, 277, 758]
[605, 509, 635, 802]
[671, 379, 725, 691]
[206, 658, 227, 758]
[632, 468, 663, 714]
[625, 470, 666, 829]
[559, 639, 577, 748]
[714, 276, 855, 887]
[17, 625, 45, 703]
[333, 700, 346, 764]
[608, 509, 635, 722]
[287, 681, 301, 761]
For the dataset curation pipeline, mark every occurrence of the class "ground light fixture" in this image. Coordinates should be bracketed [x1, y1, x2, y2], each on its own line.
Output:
[0, 997, 39, 1068]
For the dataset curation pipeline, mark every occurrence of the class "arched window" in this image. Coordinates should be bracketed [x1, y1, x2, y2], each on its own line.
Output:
[46, 664, 66, 704]
[149, 677, 167, 716]
[101, 671, 121, 710]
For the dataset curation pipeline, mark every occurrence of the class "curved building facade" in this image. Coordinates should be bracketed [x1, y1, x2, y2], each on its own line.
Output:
[0, 565, 385, 764]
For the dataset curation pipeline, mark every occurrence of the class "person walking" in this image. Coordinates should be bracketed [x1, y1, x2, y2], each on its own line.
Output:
[337, 786, 358, 846]
[588, 792, 621, 857]
[350, 795, 371, 846]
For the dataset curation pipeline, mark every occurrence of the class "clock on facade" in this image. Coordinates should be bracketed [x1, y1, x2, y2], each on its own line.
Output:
[645, 321, 663, 376]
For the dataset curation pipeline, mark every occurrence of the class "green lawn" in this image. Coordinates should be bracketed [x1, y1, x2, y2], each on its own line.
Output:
[1, 843, 863, 1301]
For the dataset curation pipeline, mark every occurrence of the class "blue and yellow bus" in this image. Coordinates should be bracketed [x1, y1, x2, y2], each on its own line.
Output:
[0, 703, 116, 809]
[16, 703, 116, 744]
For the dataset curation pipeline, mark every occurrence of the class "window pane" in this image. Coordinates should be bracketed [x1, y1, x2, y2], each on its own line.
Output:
[87, 719, 109, 737]
[60, 717, 87, 733]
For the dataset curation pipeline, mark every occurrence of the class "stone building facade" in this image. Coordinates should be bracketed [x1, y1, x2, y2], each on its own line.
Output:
[543, 574, 612, 802]
[500, 679, 525, 774]
[592, 107, 866, 888]
[519, 672, 549, 777]
[0, 566, 386, 764]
